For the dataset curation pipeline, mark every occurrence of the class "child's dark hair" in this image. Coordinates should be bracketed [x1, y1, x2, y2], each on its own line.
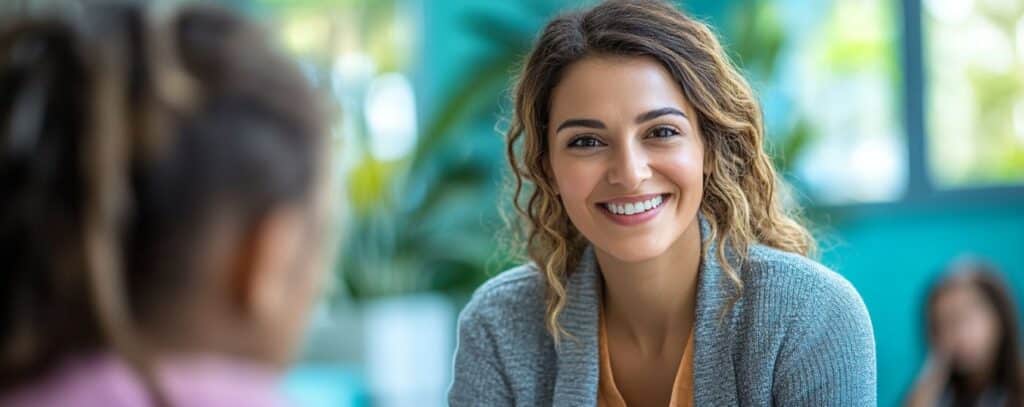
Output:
[0, 1, 325, 402]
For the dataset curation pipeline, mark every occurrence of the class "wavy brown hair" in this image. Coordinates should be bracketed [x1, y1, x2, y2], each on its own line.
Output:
[0, 2, 324, 404]
[505, 0, 815, 341]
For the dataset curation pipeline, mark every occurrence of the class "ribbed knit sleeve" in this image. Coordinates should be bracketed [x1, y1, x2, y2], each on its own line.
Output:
[771, 270, 877, 406]
[448, 288, 516, 407]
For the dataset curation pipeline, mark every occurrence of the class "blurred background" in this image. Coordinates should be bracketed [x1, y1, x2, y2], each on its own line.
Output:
[4, 0, 1023, 406]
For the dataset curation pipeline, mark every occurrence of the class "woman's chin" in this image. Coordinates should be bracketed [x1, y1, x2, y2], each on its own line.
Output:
[595, 240, 672, 264]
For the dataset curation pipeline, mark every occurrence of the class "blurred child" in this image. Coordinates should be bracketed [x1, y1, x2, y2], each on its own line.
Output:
[907, 258, 1024, 406]
[0, 2, 331, 406]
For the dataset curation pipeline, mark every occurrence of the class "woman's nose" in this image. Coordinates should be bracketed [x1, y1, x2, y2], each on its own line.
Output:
[606, 141, 652, 190]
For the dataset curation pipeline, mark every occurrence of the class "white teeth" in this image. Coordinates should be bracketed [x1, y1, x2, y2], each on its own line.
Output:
[604, 195, 665, 216]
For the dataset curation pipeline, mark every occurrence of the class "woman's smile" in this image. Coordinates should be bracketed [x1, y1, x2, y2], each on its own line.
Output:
[596, 193, 672, 226]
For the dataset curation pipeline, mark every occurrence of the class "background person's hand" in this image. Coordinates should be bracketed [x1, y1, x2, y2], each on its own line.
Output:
[905, 351, 951, 407]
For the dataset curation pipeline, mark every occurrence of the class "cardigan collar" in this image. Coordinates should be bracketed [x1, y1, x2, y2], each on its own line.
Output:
[551, 215, 739, 405]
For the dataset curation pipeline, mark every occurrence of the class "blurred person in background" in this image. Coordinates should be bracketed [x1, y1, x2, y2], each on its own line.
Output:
[449, 0, 875, 405]
[0, 2, 331, 406]
[906, 258, 1024, 407]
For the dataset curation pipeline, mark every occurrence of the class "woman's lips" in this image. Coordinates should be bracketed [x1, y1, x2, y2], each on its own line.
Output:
[596, 193, 670, 226]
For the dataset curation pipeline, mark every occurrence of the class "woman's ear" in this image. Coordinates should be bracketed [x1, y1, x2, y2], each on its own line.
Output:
[229, 207, 307, 321]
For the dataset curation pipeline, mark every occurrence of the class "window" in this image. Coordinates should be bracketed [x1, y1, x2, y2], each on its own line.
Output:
[725, 0, 904, 204]
[924, 0, 1024, 188]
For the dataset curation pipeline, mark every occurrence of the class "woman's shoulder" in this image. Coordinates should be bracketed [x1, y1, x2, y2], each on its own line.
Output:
[450, 265, 556, 405]
[743, 244, 863, 307]
[738, 243, 873, 341]
[458, 264, 547, 327]
[736, 244, 877, 402]
[473, 263, 546, 298]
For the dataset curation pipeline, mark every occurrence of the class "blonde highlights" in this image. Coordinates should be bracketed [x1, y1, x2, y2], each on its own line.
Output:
[505, 0, 815, 342]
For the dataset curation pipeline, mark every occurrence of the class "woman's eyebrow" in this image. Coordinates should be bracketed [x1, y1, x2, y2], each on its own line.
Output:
[554, 107, 686, 133]
[635, 107, 687, 123]
[555, 118, 606, 133]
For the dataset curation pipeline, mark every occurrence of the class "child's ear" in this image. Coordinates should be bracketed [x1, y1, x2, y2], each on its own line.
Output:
[229, 207, 307, 321]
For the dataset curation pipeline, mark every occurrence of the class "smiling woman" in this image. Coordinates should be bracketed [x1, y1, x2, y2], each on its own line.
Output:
[448, 0, 876, 406]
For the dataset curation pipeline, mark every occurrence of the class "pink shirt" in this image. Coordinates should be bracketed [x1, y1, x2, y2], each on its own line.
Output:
[1, 353, 292, 407]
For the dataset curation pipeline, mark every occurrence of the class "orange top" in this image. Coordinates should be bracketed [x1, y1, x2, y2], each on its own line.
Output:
[598, 309, 695, 407]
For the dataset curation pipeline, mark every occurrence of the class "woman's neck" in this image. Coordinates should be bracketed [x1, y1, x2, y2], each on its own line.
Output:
[596, 218, 702, 355]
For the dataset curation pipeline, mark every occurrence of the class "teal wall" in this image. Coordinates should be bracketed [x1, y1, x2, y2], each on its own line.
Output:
[418, 1, 1024, 406]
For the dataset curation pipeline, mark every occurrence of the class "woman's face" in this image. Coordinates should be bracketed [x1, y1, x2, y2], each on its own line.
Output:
[546, 55, 705, 263]
[932, 281, 1003, 375]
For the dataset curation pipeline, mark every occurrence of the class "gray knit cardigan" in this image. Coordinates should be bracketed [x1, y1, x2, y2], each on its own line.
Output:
[448, 219, 876, 406]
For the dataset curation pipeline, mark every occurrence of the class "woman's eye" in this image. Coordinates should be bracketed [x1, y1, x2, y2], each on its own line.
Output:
[649, 126, 681, 139]
[568, 136, 604, 148]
